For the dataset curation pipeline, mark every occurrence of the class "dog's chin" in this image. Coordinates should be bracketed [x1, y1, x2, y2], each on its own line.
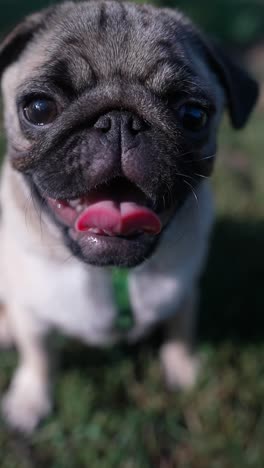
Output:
[65, 228, 160, 267]
[30, 176, 176, 267]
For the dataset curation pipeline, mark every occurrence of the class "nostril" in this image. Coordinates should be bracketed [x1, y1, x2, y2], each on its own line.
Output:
[94, 116, 112, 133]
[94, 112, 148, 136]
[128, 116, 147, 134]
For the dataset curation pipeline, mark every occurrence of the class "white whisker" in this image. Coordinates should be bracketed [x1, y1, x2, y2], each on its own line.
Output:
[183, 179, 199, 207]
[183, 154, 215, 164]
[175, 172, 196, 182]
[194, 173, 209, 179]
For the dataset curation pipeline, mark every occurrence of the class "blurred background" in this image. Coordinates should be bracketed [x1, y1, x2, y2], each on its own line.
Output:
[0, 1, 264, 467]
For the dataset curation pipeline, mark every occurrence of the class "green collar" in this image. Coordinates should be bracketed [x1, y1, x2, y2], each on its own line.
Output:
[112, 268, 134, 332]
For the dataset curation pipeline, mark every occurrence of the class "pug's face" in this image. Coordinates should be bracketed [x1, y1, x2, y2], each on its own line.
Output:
[0, 1, 258, 266]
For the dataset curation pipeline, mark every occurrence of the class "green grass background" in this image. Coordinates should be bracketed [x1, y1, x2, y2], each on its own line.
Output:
[0, 0, 264, 467]
[0, 0, 263, 47]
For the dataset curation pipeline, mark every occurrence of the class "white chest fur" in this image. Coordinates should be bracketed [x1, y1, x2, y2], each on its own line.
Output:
[0, 164, 214, 346]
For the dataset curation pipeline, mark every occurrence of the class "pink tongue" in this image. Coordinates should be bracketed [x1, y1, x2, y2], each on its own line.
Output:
[75, 201, 161, 236]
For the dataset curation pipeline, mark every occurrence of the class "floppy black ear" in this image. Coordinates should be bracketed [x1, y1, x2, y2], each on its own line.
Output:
[200, 39, 259, 129]
[0, 9, 53, 77]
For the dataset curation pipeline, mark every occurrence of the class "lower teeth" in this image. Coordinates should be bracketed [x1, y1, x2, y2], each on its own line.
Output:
[69, 199, 81, 207]
[88, 228, 103, 235]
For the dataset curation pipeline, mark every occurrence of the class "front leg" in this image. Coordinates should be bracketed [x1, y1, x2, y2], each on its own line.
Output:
[160, 290, 200, 390]
[1, 302, 51, 433]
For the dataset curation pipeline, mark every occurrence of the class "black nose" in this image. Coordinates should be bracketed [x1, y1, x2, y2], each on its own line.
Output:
[94, 111, 147, 135]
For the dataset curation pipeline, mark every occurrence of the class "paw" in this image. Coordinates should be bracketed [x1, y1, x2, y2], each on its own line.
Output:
[2, 367, 51, 433]
[0, 305, 13, 348]
[160, 343, 199, 391]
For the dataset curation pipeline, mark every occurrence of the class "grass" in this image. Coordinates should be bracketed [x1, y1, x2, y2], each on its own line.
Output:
[0, 81, 264, 468]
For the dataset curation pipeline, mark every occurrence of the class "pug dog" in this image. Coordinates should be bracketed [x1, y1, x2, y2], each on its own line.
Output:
[0, 0, 258, 432]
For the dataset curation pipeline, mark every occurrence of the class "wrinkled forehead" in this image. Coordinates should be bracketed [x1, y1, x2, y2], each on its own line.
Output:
[3, 1, 219, 103]
[49, 3, 185, 73]
[34, 3, 192, 95]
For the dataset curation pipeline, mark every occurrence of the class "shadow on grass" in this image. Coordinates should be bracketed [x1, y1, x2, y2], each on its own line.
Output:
[199, 216, 264, 344]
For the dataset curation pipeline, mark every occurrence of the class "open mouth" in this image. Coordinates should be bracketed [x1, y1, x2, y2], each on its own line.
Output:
[47, 177, 162, 239]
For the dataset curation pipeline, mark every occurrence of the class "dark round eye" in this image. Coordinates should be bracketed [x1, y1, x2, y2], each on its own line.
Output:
[178, 104, 208, 131]
[23, 98, 58, 126]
